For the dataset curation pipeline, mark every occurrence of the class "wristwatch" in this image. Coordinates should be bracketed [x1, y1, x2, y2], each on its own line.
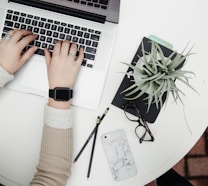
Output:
[49, 87, 73, 101]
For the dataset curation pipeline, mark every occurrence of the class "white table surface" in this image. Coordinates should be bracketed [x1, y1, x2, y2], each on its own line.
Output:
[0, 0, 208, 186]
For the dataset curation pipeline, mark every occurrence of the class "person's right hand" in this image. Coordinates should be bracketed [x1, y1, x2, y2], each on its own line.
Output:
[44, 41, 84, 109]
[44, 41, 84, 89]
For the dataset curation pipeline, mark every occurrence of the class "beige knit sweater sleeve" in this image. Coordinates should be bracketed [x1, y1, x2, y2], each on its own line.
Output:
[30, 105, 73, 186]
[0, 66, 73, 186]
[30, 125, 72, 186]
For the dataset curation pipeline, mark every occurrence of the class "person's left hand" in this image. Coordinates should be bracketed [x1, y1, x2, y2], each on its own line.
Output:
[0, 29, 38, 74]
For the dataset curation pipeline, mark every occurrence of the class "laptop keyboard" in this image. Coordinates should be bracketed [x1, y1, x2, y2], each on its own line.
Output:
[68, 0, 109, 9]
[1, 9, 102, 68]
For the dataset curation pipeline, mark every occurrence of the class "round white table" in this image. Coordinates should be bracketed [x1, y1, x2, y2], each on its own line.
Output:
[0, 0, 208, 185]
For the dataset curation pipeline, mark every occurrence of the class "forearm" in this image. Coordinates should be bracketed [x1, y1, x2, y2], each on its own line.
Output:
[0, 65, 14, 87]
[30, 105, 73, 186]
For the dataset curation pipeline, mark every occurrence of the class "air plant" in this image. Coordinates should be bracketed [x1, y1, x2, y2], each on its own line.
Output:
[121, 41, 196, 111]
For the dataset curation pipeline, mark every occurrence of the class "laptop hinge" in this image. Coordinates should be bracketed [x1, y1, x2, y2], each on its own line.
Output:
[9, 0, 106, 24]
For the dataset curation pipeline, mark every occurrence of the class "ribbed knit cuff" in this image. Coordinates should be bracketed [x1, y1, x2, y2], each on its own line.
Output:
[0, 66, 14, 87]
[44, 104, 73, 129]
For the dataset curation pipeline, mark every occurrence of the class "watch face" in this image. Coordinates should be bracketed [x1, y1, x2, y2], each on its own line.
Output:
[55, 88, 71, 101]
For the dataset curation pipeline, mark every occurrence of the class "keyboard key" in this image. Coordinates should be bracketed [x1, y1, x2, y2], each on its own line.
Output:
[45, 23, 50, 29]
[7, 9, 13, 14]
[53, 39, 58, 44]
[84, 33, 90, 38]
[66, 35, 72, 41]
[81, 1, 87, 5]
[6, 14, 12, 20]
[34, 16, 40, 20]
[87, 2, 93, 6]
[59, 33, 65, 39]
[94, 4, 100, 8]
[38, 22, 44, 27]
[54, 21, 60, 25]
[5, 20, 13, 27]
[92, 41, 98, 47]
[75, 26, 80, 30]
[32, 20, 38, 26]
[35, 41, 41, 47]
[61, 22, 67, 26]
[46, 30, 52, 36]
[53, 32, 58, 38]
[86, 40, 92, 46]
[3, 27, 12, 33]
[13, 16, 18, 21]
[82, 59, 87, 66]
[48, 19, 53, 23]
[91, 34, 100, 41]
[40, 29, 46, 34]
[95, 30, 101, 35]
[71, 29, 77, 35]
[14, 11, 19, 15]
[68, 24, 74, 28]
[88, 29, 94, 33]
[99, 0, 108, 5]
[81, 27, 87, 31]
[19, 17, 25, 23]
[58, 26, 64, 32]
[21, 13, 26, 17]
[64, 28, 70, 34]
[49, 44, 54, 51]
[84, 53, 95, 60]
[21, 24, 26, 29]
[86, 47, 96, 54]
[87, 64, 93, 68]
[79, 38, 85, 44]
[26, 19, 31, 24]
[35, 49, 44, 56]
[41, 17, 46, 21]
[42, 43, 48, 48]
[33, 27, 39, 33]
[51, 25, 57, 30]
[27, 14, 33, 18]
[72, 37, 78, 43]
[27, 26, 33, 31]
[77, 31, 83, 37]
[40, 36, 46, 41]
[47, 37, 52, 43]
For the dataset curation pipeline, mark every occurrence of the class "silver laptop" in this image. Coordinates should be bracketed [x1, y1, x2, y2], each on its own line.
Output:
[0, 0, 120, 109]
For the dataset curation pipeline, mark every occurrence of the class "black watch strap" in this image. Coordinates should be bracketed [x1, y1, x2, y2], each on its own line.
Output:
[49, 87, 73, 101]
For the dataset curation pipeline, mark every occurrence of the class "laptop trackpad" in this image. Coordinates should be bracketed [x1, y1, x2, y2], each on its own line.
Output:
[21, 61, 48, 93]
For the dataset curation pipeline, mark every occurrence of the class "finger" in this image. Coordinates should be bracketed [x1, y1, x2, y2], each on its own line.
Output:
[9, 29, 16, 35]
[68, 43, 77, 57]
[76, 47, 84, 65]
[10, 30, 33, 43]
[53, 41, 62, 57]
[19, 46, 38, 64]
[18, 34, 38, 50]
[44, 48, 52, 67]
[61, 40, 70, 56]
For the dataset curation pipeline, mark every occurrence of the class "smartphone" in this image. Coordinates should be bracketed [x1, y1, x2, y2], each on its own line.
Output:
[101, 129, 137, 181]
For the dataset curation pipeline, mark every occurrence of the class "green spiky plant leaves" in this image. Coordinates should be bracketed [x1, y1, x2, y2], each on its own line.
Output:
[122, 41, 196, 112]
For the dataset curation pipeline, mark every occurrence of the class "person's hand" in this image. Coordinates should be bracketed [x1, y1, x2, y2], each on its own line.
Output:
[44, 41, 84, 109]
[0, 29, 38, 74]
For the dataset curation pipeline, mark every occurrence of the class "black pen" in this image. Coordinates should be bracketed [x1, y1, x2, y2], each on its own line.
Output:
[87, 116, 100, 178]
[73, 107, 110, 163]
[74, 125, 97, 163]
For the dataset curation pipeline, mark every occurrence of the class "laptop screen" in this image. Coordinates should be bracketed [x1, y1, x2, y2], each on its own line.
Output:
[9, 0, 120, 23]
